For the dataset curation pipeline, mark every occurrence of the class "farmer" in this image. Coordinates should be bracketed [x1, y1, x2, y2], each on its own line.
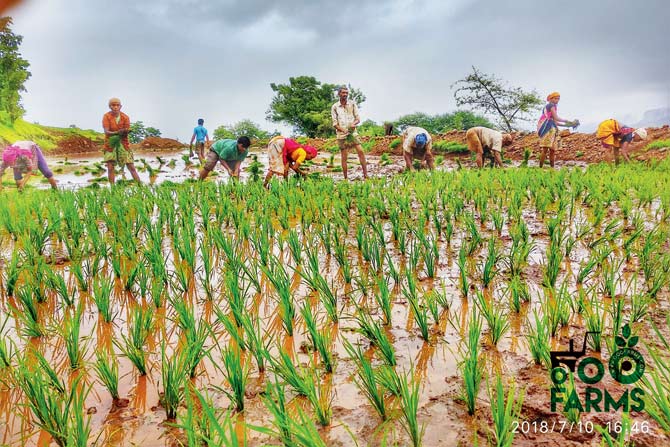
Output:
[596, 119, 647, 164]
[189, 118, 210, 162]
[102, 97, 141, 185]
[263, 136, 318, 187]
[465, 127, 514, 168]
[0, 141, 58, 190]
[536, 92, 579, 168]
[198, 136, 251, 181]
[401, 126, 434, 171]
[331, 86, 368, 180]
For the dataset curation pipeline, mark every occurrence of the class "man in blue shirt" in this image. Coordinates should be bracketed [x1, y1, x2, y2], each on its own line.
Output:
[189, 118, 210, 162]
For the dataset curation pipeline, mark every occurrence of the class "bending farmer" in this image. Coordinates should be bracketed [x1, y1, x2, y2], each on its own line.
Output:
[466, 127, 513, 168]
[199, 136, 251, 181]
[264, 136, 318, 187]
[0, 141, 58, 190]
[596, 119, 647, 164]
[401, 126, 434, 171]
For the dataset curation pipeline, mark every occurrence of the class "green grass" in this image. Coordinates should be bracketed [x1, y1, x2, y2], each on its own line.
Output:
[432, 140, 468, 153]
[645, 139, 670, 151]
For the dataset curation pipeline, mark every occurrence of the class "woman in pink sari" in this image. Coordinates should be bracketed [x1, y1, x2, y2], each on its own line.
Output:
[0, 141, 58, 190]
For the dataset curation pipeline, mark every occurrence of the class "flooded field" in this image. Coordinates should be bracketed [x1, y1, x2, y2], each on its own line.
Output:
[1, 157, 669, 446]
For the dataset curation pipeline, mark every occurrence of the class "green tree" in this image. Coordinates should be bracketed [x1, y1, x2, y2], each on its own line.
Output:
[213, 119, 269, 140]
[452, 66, 542, 132]
[0, 17, 31, 123]
[394, 110, 493, 134]
[357, 119, 385, 137]
[267, 76, 365, 137]
[129, 121, 161, 143]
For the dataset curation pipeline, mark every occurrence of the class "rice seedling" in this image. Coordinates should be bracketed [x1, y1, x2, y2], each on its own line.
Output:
[62, 303, 86, 369]
[92, 275, 115, 323]
[354, 308, 396, 366]
[596, 412, 632, 447]
[303, 366, 333, 426]
[457, 245, 470, 298]
[160, 343, 189, 420]
[542, 237, 563, 289]
[301, 304, 334, 373]
[398, 366, 425, 447]
[269, 349, 310, 396]
[630, 291, 651, 323]
[600, 258, 622, 298]
[562, 372, 581, 423]
[576, 255, 599, 285]
[488, 373, 524, 447]
[584, 298, 604, 352]
[13, 285, 43, 338]
[287, 229, 302, 264]
[180, 388, 246, 447]
[460, 310, 484, 415]
[93, 349, 119, 400]
[217, 346, 249, 412]
[386, 252, 401, 285]
[507, 275, 530, 313]
[262, 258, 295, 335]
[47, 269, 75, 307]
[640, 346, 670, 432]
[3, 251, 21, 296]
[481, 238, 499, 288]
[475, 291, 509, 346]
[342, 339, 388, 421]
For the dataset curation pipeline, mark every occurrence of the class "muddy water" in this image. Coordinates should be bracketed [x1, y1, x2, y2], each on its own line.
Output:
[0, 162, 668, 447]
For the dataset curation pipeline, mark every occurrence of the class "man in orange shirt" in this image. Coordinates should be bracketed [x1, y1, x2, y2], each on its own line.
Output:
[102, 97, 141, 185]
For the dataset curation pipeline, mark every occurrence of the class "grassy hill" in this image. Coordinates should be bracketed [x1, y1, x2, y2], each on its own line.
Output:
[0, 118, 102, 152]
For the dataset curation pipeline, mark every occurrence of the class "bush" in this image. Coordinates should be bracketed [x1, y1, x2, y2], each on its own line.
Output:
[358, 120, 385, 137]
[432, 141, 468, 154]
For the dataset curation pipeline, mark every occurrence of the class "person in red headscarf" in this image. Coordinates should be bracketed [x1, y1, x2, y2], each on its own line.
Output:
[264, 136, 318, 187]
[1, 141, 58, 190]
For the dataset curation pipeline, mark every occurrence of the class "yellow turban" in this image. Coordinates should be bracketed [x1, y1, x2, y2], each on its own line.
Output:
[546, 92, 560, 101]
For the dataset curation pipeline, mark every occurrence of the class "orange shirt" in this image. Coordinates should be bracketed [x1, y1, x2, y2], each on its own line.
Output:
[102, 111, 131, 150]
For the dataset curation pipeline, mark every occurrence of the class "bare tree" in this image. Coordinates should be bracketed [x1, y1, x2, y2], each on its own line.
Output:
[452, 66, 542, 132]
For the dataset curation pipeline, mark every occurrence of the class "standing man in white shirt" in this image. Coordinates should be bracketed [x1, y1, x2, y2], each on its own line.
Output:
[401, 126, 434, 171]
[331, 86, 368, 180]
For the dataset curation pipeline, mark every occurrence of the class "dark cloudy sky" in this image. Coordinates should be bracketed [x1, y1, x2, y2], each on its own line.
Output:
[9, 0, 670, 140]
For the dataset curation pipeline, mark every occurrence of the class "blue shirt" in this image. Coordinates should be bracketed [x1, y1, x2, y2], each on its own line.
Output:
[193, 125, 208, 142]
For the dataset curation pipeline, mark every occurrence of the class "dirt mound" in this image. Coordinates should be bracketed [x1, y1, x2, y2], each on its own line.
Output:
[55, 135, 102, 155]
[304, 125, 670, 163]
[137, 136, 184, 150]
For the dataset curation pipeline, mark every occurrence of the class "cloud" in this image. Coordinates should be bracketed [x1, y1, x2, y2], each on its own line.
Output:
[7, 0, 668, 140]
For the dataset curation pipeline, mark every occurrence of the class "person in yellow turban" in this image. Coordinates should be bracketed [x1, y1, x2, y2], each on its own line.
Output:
[536, 92, 579, 168]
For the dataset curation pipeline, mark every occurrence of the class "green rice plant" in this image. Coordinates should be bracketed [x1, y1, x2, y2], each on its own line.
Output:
[70, 259, 89, 292]
[596, 412, 632, 447]
[608, 297, 625, 340]
[160, 343, 189, 420]
[262, 258, 295, 335]
[180, 388, 246, 447]
[16, 362, 90, 447]
[3, 251, 21, 296]
[507, 275, 530, 313]
[488, 373, 524, 447]
[541, 291, 562, 337]
[287, 229, 302, 264]
[398, 366, 425, 447]
[269, 349, 309, 396]
[47, 270, 75, 307]
[542, 238, 563, 289]
[404, 285, 430, 341]
[217, 346, 249, 412]
[129, 304, 153, 350]
[115, 333, 147, 375]
[576, 255, 599, 285]
[240, 312, 271, 373]
[640, 344, 670, 432]
[218, 311, 247, 351]
[481, 238, 499, 287]
[629, 291, 651, 323]
[151, 279, 165, 308]
[457, 245, 470, 298]
[313, 274, 339, 324]
[562, 372, 581, 423]
[13, 285, 43, 338]
[475, 291, 509, 346]
[525, 310, 551, 368]
[584, 298, 604, 352]
[386, 252, 401, 285]
[92, 275, 115, 323]
[355, 308, 396, 366]
[342, 339, 388, 421]
[257, 380, 293, 446]
[464, 213, 482, 255]
[376, 364, 402, 397]
[93, 349, 119, 400]
[301, 304, 334, 373]
[62, 303, 86, 369]
[599, 258, 622, 298]
[303, 366, 332, 426]
[460, 310, 484, 415]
